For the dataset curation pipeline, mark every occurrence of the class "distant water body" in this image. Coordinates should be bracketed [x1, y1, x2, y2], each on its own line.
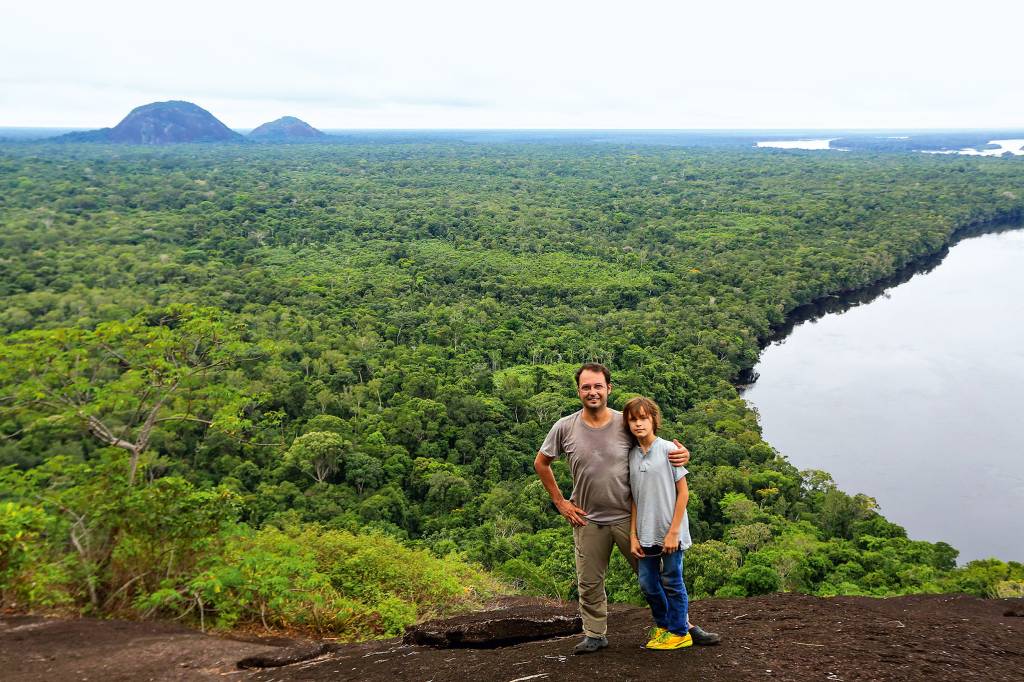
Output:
[922, 139, 1024, 157]
[743, 227, 1024, 563]
[751, 138, 1024, 155]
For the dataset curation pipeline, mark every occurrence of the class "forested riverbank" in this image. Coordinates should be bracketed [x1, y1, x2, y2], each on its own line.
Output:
[2, 142, 1023, 639]
[736, 218, 1024, 388]
[743, 225, 1024, 562]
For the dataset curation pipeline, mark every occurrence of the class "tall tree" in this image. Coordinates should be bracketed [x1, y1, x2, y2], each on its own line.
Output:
[0, 305, 257, 483]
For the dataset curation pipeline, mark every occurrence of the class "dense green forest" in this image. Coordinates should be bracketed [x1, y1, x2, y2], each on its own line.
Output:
[2, 142, 1023, 638]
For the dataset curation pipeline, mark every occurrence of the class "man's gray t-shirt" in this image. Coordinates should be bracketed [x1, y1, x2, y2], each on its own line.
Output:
[629, 436, 692, 549]
[539, 410, 634, 525]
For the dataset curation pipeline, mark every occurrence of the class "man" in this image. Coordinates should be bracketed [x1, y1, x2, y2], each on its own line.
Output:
[534, 363, 721, 654]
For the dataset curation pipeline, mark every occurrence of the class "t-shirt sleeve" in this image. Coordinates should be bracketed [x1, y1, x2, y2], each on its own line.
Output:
[539, 419, 564, 458]
[673, 464, 688, 482]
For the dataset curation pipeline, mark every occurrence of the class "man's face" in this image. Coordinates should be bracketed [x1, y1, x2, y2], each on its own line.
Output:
[577, 369, 610, 410]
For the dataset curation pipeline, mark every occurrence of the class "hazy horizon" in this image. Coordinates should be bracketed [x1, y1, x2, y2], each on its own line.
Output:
[4, 123, 1024, 134]
[3, 0, 1023, 130]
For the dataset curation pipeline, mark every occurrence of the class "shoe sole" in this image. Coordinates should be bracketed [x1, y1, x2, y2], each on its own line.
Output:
[573, 642, 609, 655]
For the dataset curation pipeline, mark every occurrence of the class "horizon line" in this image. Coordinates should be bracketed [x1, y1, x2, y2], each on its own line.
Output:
[3, 126, 1024, 133]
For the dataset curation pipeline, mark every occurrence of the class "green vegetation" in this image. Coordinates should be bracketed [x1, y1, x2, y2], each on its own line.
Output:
[1, 142, 1022, 635]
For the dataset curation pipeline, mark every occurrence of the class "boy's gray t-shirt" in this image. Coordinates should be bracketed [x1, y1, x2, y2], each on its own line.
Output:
[629, 436, 692, 549]
[539, 410, 634, 524]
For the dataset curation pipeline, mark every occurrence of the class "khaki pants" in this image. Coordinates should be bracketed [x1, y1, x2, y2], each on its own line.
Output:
[572, 520, 638, 638]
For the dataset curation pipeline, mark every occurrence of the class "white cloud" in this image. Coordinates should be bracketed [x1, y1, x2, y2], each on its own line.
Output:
[1, 0, 1022, 128]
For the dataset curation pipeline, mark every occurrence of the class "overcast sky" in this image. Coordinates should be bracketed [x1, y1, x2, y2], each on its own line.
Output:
[2, 0, 1021, 129]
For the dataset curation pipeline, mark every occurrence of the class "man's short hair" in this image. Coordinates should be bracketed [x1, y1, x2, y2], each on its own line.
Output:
[622, 396, 662, 435]
[575, 363, 611, 386]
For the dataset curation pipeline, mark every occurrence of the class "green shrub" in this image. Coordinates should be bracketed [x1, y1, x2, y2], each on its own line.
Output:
[714, 584, 747, 598]
[733, 564, 781, 595]
[992, 581, 1024, 598]
[946, 559, 1024, 597]
[0, 501, 72, 608]
[181, 525, 506, 638]
[0, 502, 47, 590]
[686, 540, 741, 598]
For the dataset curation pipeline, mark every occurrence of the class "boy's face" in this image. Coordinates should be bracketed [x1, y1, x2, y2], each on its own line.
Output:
[627, 410, 655, 441]
[576, 369, 610, 410]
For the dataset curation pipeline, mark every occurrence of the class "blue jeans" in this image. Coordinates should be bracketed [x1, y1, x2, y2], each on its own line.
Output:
[638, 547, 689, 636]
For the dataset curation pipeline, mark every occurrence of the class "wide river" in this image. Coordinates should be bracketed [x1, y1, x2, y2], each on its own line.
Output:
[742, 225, 1024, 563]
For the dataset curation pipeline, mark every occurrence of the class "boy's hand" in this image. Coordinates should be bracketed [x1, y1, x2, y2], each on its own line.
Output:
[630, 535, 644, 560]
[663, 530, 681, 554]
[667, 440, 690, 467]
[555, 499, 589, 526]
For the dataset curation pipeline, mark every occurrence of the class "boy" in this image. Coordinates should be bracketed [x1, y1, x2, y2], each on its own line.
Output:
[624, 396, 693, 650]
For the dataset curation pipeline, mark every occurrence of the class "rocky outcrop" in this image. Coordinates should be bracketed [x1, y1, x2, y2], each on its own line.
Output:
[249, 116, 327, 141]
[237, 641, 335, 668]
[58, 101, 243, 144]
[403, 603, 582, 648]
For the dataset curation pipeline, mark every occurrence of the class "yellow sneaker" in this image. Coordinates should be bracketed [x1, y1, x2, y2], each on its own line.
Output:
[646, 632, 693, 650]
[644, 626, 668, 648]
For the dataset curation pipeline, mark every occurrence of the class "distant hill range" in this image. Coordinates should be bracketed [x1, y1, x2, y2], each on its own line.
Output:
[58, 101, 243, 144]
[249, 116, 327, 141]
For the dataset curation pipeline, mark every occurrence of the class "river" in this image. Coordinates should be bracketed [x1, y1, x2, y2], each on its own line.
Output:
[742, 224, 1024, 563]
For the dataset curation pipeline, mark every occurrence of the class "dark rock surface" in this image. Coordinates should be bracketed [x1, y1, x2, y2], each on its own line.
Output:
[238, 641, 334, 668]
[0, 613, 277, 680]
[249, 116, 326, 141]
[248, 594, 1024, 682]
[58, 101, 243, 144]
[4, 594, 1024, 680]
[404, 602, 581, 648]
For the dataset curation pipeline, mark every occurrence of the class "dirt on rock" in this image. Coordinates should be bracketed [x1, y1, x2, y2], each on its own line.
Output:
[4, 593, 1024, 682]
[0, 612, 282, 680]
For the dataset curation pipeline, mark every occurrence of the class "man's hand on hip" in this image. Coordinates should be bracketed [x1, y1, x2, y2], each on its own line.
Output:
[555, 499, 589, 526]
[667, 439, 690, 467]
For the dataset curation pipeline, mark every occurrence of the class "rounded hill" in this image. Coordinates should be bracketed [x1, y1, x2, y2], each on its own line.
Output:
[248, 116, 327, 141]
[59, 100, 242, 144]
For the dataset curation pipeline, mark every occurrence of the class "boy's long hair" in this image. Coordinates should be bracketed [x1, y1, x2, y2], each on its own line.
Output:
[622, 396, 662, 441]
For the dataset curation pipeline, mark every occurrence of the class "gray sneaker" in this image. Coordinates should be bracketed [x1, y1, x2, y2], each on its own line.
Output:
[688, 624, 721, 645]
[573, 635, 609, 654]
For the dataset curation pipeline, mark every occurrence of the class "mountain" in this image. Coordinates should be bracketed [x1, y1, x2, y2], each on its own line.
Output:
[248, 116, 327, 141]
[57, 101, 243, 144]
